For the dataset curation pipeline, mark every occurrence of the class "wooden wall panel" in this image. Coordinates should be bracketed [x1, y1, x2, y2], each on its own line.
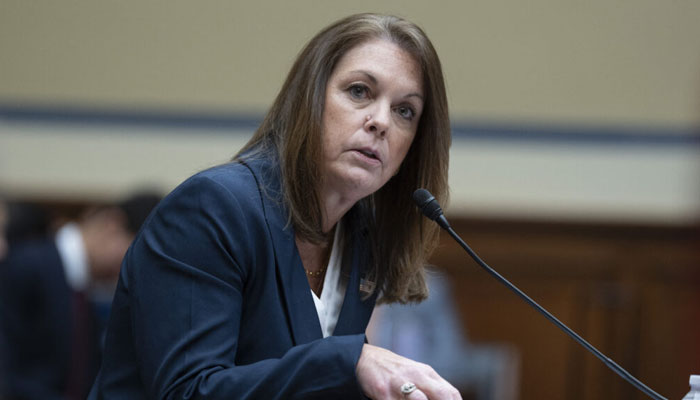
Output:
[431, 217, 700, 400]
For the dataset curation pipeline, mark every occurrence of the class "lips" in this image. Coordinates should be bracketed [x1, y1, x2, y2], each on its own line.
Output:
[354, 147, 381, 163]
[359, 149, 378, 160]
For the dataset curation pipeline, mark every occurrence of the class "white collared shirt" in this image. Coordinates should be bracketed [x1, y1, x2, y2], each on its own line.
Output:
[310, 224, 348, 338]
[55, 222, 90, 292]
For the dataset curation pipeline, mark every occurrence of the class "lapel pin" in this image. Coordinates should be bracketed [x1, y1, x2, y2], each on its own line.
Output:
[359, 277, 376, 296]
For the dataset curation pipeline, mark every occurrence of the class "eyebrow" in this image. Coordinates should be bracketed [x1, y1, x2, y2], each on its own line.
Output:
[349, 70, 424, 101]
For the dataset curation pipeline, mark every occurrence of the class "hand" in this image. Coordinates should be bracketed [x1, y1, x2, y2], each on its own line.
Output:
[356, 344, 461, 400]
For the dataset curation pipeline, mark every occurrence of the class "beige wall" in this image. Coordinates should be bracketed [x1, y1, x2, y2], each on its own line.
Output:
[2, 1, 699, 125]
[1, 1, 699, 222]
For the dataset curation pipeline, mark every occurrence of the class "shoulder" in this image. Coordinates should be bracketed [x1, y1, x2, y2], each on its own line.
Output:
[154, 161, 267, 224]
[194, 161, 259, 190]
[186, 161, 261, 203]
[128, 160, 279, 275]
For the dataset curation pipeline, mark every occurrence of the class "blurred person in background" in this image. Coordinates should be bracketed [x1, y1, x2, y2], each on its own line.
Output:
[3, 202, 51, 247]
[0, 192, 161, 400]
[0, 198, 8, 261]
[368, 272, 520, 400]
[0, 197, 6, 400]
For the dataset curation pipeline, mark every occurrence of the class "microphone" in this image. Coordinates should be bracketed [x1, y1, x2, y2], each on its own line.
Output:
[412, 189, 450, 230]
[412, 188, 667, 400]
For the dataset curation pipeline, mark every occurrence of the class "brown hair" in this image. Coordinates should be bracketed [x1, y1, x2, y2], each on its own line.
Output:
[236, 13, 450, 304]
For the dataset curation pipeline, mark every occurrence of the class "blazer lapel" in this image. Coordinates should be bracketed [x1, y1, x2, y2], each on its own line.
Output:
[243, 158, 323, 345]
[333, 225, 377, 336]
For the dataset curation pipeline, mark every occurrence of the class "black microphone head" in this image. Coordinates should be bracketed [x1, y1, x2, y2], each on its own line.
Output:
[412, 188, 442, 221]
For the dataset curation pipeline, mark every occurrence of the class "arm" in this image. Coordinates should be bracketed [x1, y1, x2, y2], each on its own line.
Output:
[125, 175, 365, 399]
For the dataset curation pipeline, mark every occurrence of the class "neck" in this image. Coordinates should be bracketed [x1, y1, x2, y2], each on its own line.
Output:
[296, 225, 336, 297]
[318, 184, 364, 234]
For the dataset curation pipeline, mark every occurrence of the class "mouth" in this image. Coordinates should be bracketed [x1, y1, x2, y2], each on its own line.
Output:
[354, 148, 381, 163]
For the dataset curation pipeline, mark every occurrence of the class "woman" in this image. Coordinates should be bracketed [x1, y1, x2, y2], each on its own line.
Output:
[89, 13, 456, 400]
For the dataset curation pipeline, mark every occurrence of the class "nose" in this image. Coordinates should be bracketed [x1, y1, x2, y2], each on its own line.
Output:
[364, 102, 390, 137]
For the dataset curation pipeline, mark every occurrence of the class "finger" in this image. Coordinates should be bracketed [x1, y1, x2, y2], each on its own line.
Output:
[405, 388, 428, 400]
[411, 374, 461, 400]
[402, 364, 461, 400]
[420, 381, 462, 400]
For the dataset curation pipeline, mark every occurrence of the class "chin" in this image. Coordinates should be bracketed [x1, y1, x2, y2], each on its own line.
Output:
[338, 173, 383, 198]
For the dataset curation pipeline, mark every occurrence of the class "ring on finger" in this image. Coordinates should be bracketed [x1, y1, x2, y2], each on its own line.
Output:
[400, 382, 417, 395]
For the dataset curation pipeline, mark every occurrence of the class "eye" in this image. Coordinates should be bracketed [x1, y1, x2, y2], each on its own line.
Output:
[347, 84, 369, 100]
[396, 105, 416, 121]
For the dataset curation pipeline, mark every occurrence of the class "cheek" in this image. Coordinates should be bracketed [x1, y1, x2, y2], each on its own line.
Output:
[321, 100, 341, 151]
[321, 105, 358, 156]
[391, 133, 416, 166]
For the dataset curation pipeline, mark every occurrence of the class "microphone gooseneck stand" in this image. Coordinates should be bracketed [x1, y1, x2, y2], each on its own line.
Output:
[412, 188, 667, 400]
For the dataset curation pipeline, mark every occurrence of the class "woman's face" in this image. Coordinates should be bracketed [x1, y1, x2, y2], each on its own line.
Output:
[321, 39, 424, 201]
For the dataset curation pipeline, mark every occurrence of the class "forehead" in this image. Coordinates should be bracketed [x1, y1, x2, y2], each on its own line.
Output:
[331, 39, 423, 90]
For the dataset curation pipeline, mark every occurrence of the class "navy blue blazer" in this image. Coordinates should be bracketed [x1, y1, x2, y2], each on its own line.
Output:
[89, 156, 377, 399]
